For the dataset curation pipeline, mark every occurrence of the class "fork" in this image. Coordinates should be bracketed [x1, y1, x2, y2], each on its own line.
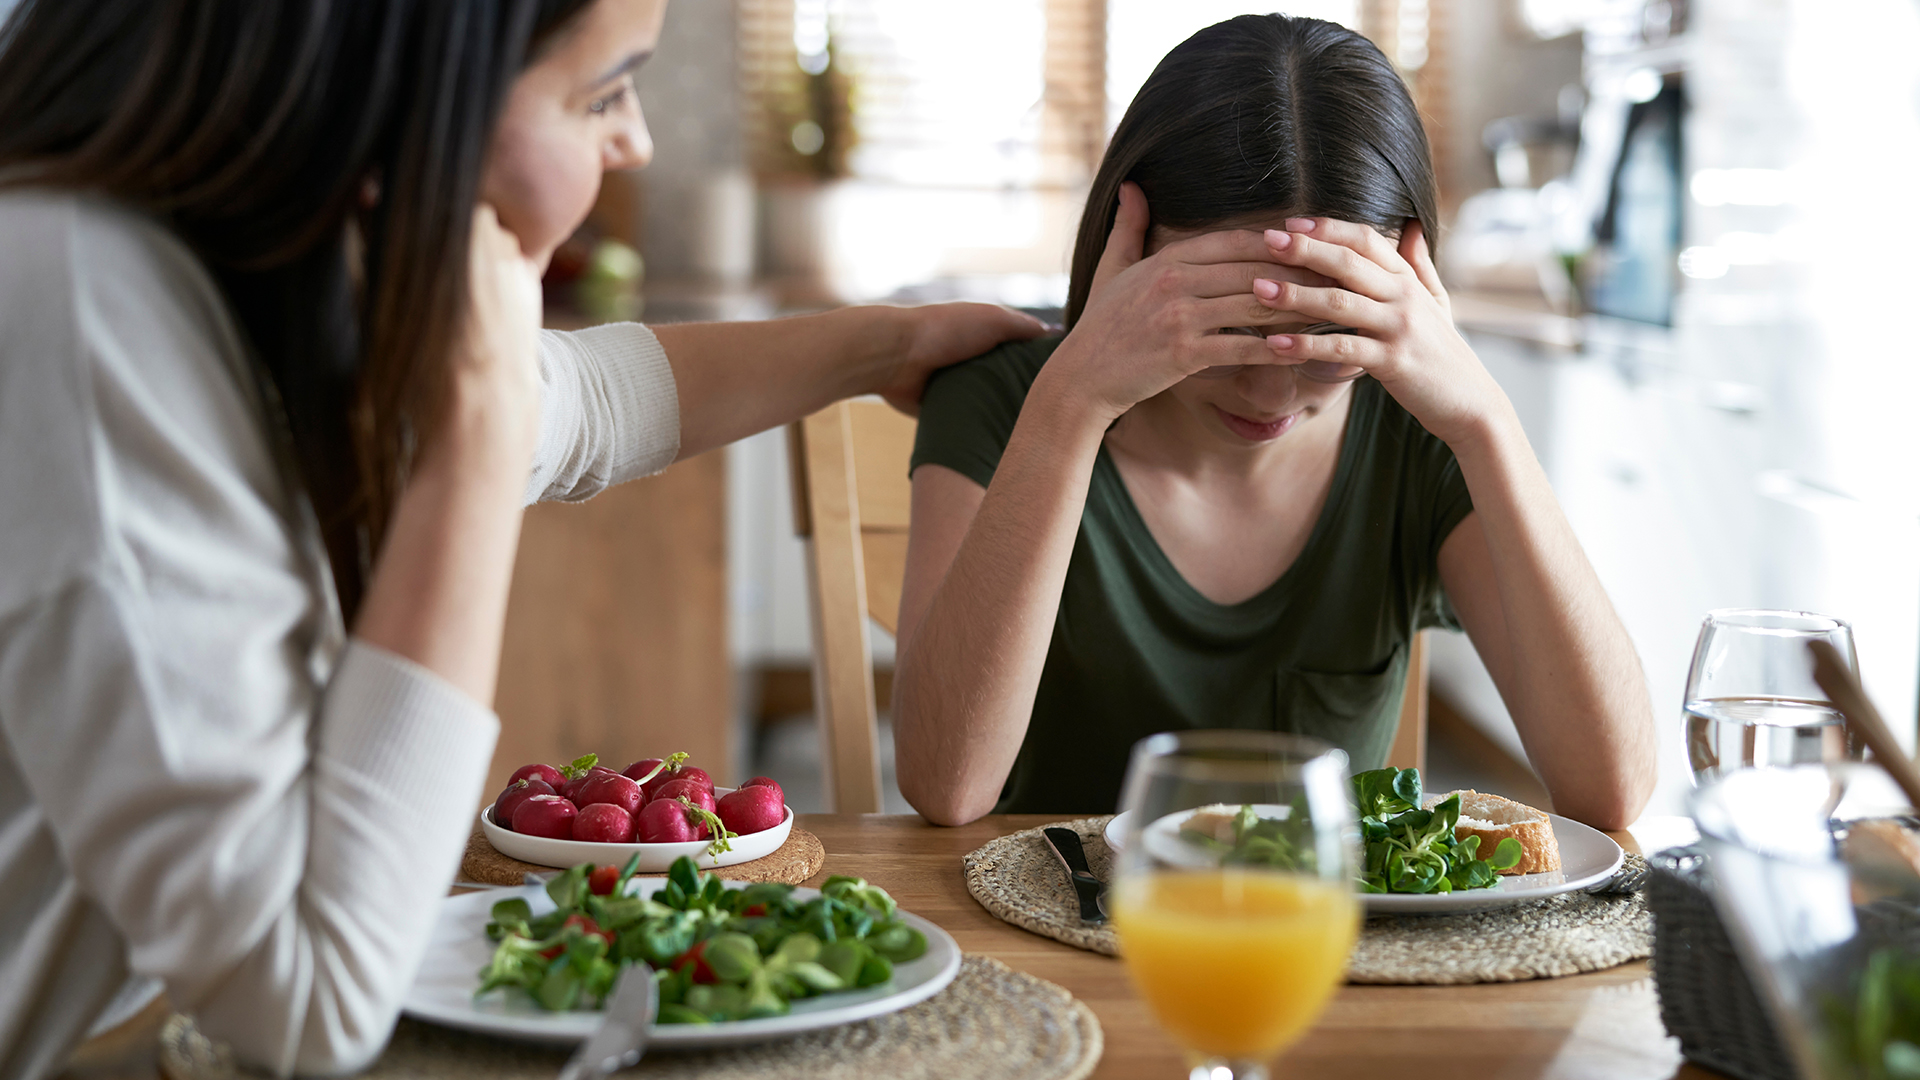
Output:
[556, 962, 656, 1080]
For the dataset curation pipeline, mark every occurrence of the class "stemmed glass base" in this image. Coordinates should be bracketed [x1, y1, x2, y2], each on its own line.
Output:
[1189, 1060, 1268, 1080]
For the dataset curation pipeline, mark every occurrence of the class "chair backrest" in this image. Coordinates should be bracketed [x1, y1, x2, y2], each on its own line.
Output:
[788, 399, 913, 812]
[787, 399, 1427, 812]
[1388, 631, 1428, 773]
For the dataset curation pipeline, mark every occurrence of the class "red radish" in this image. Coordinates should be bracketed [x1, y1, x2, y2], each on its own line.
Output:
[623, 751, 688, 793]
[510, 763, 566, 789]
[740, 777, 784, 804]
[645, 765, 713, 804]
[588, 865, 621, 896]
[575, 772, 644, 816]
[572, 803, 635, 844]
[653, 778, 715, 814]
[492, 778, 554, 826]
[512, 794, 578, 839]
[636, 797, 710, 843]
[561, 766, 616, 803]
[622, 757, 667, 784]
[717, 785, 785, 836]
[630, 754, 692, 801]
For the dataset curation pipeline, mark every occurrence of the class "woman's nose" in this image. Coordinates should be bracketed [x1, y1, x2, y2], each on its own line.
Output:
[1232, 365, 1301, 413]
[606, 109, 654, 171]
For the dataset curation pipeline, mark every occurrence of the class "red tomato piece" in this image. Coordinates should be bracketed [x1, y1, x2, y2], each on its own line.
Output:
[588, 864, 621, 896]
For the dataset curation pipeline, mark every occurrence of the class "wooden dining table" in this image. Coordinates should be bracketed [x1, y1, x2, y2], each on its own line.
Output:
[802, 813, 1725, 1080]
[65, 813, 1730, 1080]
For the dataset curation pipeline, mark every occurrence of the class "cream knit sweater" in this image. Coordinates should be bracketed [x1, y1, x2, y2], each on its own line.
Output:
[0, 190, 681, 1079]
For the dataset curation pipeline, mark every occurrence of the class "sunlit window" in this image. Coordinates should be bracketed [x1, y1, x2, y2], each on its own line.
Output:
[834, 0, 1048, 187]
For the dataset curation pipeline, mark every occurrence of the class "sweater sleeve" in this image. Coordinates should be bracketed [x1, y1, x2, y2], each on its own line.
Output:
[525, 322, 681, 504]
[0, 192, 498, 1078]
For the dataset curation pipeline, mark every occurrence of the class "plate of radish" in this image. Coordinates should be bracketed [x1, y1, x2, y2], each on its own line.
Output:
[482, 753, 793, 871]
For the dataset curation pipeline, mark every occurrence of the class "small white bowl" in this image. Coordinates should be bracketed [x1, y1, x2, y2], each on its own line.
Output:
[481, 787, 794, 871]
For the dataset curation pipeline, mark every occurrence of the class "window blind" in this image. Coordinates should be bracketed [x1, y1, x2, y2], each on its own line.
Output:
[738, 0, 1107, 188]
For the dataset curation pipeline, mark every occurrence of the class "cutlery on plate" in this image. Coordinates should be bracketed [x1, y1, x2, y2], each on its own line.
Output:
[556, 962, 655, 1080]
[1041, 827, 1108, 924]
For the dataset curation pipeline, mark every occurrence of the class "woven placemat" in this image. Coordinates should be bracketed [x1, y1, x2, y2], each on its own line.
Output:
[158, 955, 1101, 1080]
[461, 819, 826, 887]
[963, 815, 1652, 985]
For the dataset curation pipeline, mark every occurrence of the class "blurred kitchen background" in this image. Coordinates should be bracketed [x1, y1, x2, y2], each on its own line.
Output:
[499, 0, 1920, 820]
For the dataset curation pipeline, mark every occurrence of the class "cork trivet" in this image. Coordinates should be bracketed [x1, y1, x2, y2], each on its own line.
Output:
[460, 818, 826, 887]
[159, 955, 1101, 1080]
[963, 815, 1652, 985]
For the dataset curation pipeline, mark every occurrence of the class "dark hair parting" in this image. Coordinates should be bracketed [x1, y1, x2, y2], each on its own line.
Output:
[1065, 14, 1439, 328]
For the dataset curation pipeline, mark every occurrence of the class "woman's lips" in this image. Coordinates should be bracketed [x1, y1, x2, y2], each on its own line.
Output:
[1213, 405, 1298, 442]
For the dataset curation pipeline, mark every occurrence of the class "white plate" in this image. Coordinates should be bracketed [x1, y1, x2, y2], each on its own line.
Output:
[481, 788, 792, 871]
[1103, 809, 1624, 914]
[404, 880, 962, 1047]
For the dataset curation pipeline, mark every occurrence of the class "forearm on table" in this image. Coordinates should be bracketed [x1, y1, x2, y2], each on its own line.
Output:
[1449, 408, 1657, 828]
[653, 307, 909, 460]
[893, 385, 1106, 825]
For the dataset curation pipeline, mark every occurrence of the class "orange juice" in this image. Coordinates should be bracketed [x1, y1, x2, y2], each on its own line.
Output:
[1110, 871, 1359, 1059]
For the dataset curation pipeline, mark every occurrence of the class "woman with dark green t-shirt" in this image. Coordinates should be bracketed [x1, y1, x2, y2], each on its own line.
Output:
[890, 14, 1657, 829]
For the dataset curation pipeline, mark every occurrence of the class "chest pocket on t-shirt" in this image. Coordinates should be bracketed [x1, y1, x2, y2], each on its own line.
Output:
[1272, 645, 1408, 771]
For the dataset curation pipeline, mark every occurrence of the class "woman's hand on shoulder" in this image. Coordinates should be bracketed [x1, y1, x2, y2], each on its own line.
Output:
[876, 302, 1048, 416]
[1043, 183, 1318, 426]
[1255, 219, 1510, 449]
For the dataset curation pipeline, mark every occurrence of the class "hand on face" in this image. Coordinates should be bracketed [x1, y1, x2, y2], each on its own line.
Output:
[1255, 218, 1503, 447]
[1049, 183, 1329, 425]
[451, 204, 545, 454]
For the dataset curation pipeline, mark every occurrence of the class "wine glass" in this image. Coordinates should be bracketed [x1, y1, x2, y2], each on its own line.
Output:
[1693, 766, 1920, 1080]
[1685, 609, 1862, 785]
[1108, 731, 1360, 1080]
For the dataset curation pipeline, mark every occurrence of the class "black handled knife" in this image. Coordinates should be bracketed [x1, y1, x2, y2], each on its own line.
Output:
[1041, 827, 1107, 924]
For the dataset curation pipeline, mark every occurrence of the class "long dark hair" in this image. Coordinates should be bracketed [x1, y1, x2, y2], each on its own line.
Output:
[0, 0, 594, 617]
[1066, 15, 1438, 328]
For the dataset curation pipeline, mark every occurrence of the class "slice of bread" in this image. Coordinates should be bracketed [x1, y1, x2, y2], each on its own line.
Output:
[1425, 789, 1561, 875]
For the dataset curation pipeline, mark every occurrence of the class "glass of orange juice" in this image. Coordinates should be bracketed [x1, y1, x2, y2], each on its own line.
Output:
[1109, 731, 1360, 1080]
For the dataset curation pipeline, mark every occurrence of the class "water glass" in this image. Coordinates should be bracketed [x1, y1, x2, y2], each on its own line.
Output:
[1685, 609, 1861, 784]
[1694, 766, 1920, 1080]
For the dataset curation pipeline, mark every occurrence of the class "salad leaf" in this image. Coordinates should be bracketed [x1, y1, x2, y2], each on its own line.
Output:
[475, 856, 921, 1022]
[1350, 767, 1524, 895]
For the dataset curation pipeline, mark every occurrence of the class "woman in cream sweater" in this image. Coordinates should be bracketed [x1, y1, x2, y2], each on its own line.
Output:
[0, 1, 1040, 1076]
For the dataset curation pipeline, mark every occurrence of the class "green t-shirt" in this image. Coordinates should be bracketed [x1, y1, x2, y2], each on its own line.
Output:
[909, 336, 1476, 815]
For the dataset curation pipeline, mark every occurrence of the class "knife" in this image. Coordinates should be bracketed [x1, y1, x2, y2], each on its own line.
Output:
[1041, 827, 1108, 924]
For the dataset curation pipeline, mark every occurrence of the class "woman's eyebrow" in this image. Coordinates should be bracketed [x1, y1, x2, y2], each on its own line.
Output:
[588, 50, 652, 86]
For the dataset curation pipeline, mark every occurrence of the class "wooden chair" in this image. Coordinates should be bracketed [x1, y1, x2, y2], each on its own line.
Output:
[1389, 632, 1429, 774]
[788, 400, 913, 812]
[787, 400, 1428, 813]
